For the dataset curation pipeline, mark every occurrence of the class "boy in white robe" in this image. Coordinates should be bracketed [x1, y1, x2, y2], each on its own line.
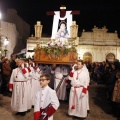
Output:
[34, 73, 60, 120]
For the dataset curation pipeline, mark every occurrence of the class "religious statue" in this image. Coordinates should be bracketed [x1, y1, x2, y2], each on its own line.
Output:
[55, 21, 69, 46]
[34, 21, 43, 39]
[70, 21, 78, 38]
[47, 5, 80, 39]
[47, 21, 69, 46]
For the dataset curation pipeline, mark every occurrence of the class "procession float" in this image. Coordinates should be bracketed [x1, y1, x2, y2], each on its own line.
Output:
[27, 5, 80, 64]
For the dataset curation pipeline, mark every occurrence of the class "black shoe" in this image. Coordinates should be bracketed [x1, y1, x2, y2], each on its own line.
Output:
[7, 93, 12, 97]
[20, 112, 26, 116]
[87, 110, 90, 114]
[15, 112, 21, 116]
[27, 109, 31, 113]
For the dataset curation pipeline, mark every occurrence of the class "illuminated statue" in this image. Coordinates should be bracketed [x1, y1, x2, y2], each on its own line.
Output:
[47, 5, 80, 39]
[55, 21, 69, 46]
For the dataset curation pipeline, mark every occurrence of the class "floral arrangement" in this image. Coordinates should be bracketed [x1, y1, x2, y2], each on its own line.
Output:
[40, 44, 76, 58]
[34, 40, 77, 59]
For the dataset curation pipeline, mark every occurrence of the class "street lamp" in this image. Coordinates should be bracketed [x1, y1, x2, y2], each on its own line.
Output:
[0, 9, 9, 57]
[4, 37, 9, 57]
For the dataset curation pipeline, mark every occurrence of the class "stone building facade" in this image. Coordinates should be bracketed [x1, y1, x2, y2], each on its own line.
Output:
[0, 9, 30, 58]
[77, 26, 120, 62]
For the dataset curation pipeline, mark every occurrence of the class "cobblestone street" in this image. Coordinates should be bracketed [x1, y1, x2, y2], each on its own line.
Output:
[0, 83, 118, 120]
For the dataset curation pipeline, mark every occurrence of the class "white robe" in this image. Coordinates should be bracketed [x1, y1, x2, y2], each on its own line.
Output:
[34, 85, 60, 120]
[52, 66, 69, 100]
[34, 68, 42, 93]
[68, 66, 90, 118]
[9, 67, 29, 112]
[29, 66, 36, 106]
[26, 68, 33, 110]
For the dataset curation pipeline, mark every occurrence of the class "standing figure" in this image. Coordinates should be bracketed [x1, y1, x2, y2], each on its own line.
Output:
[10, 54, 17, 70]
[9, 59, 29, 116]
[68, 60, 90, 118]
[33, 63, 43, 93]
[2, 58, 12, 95]
[28, 61, 36, 106]
[34, 74, 60, 120]
[51, 64, 69, 100]
[111, 70, 120, 118]
[25, 62, 32, 111]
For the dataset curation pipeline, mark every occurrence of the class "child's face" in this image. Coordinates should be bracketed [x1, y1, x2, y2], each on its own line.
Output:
[39, 76, 50, 88]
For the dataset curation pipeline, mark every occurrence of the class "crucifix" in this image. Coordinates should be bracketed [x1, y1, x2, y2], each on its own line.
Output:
[47, 5, 80, 39]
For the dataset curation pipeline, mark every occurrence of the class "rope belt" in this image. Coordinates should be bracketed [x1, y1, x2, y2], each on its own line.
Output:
[14, 81, 27, 82]
[71, 86, 83, 109]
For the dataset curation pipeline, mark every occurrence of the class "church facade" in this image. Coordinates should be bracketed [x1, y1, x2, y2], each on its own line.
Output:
[77, 26, 120, 63]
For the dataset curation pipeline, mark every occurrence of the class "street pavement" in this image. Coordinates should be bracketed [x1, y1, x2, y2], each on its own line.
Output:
[0, 82, 118, 120]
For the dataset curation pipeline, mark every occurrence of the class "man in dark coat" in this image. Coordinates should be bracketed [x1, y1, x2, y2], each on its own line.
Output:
[10, 54, 17, 70]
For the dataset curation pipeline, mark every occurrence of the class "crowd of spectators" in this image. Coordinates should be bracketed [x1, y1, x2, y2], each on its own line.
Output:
[85, 60, 120, 118]
[0, 54, 17, 98]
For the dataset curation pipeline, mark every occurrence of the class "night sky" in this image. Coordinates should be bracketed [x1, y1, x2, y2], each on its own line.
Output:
[1, 0, 120, 37]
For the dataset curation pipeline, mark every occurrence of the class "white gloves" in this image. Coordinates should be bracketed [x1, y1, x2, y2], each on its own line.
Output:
[33, 63, 35, 67]
[21, 63, 24, 68]
[80, 92, 85, 98]
[9, 89, 12, 92]
[72, 64, 77, 72]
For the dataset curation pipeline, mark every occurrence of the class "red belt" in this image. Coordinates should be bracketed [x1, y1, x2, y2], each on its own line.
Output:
[71, 86, 83, 109]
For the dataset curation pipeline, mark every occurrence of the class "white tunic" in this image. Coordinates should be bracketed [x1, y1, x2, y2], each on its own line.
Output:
[34, 85, 60, 120]
[9, 67, 29, 112]
[68, 66, 90, 118]
[29, 66, 36, 106]
[26, 67, 32, 110]
[34, 67, 42, 93]
[52, 66, 69, 100]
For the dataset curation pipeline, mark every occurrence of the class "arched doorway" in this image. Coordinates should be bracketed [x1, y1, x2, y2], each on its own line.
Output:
[83, 52, 92, 63]
[106, 53, 115, 62]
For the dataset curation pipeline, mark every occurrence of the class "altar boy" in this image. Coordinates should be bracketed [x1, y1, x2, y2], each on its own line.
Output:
[34, 74, 60, 120]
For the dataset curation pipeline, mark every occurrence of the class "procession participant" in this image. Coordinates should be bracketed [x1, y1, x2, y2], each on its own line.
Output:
[83, 64, 90, 113]
[9, 59, 29, 116]
[111, 70, 120, 118]
[33, 63, 43, 95]
[25, 62, 32, 111]
[68, 59, 90, 118]
[51, 64, 69, 100]
[2, 58, 12, 96]
[34, 73, 60, 120]
[28, 61, 36, 107]
[10, 54, 17, 70]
